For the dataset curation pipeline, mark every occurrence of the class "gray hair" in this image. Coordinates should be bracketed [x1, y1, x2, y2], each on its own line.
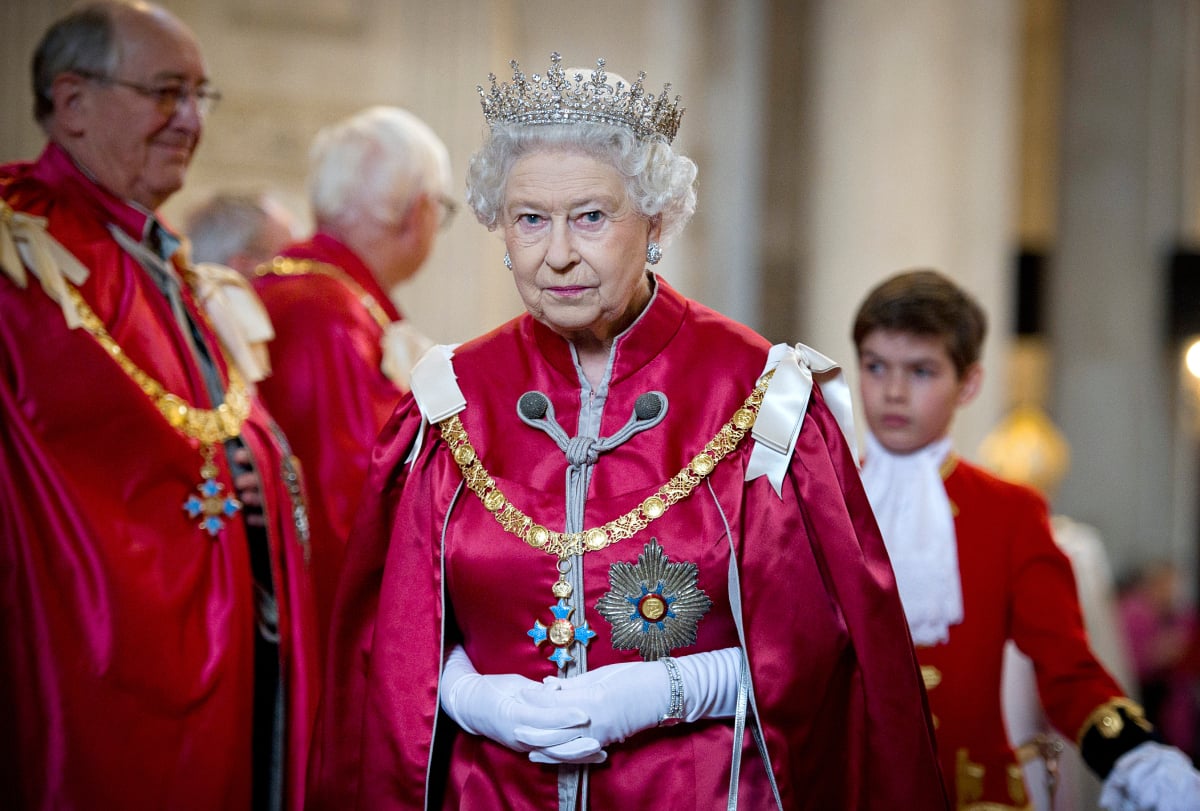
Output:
[184, 192, 280, 266]
[32, 1, 126, 124]
[465, 123, 697, 245]
[308, 106, 452, 233]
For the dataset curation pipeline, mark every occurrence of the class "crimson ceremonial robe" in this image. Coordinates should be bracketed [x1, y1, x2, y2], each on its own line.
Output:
[920, 457, 1124, 808]
[253, 235, 406, 647]
[308, 278, 948, 810]
[0, 144, 319, 811]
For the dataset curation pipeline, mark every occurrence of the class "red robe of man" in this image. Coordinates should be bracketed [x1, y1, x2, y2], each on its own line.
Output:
[253, 234, 417, 648]
[0, 144, 319, 811]
[921, 457, 1129, 808]
[307, 278, 949, 810]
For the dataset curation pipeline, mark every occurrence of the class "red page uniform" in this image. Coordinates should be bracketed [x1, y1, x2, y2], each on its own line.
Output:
[921, 456, 1133, 809]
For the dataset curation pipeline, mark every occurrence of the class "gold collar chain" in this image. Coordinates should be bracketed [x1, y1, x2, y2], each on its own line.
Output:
[438, 369, 774, 561]
[62, 281, 251, 537]
[64, 284, 250, 444]
[257, 257, 392, 331]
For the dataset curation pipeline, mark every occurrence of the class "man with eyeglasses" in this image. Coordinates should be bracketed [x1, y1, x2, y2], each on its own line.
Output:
[0, 3, 319, 811]
[251, 106, 452, 651]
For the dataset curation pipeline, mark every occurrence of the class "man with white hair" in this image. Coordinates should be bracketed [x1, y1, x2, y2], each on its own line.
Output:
[253, 105, 451, 646]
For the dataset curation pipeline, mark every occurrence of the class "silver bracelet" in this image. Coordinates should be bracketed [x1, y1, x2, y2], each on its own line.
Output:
[658, 656, 685, 726]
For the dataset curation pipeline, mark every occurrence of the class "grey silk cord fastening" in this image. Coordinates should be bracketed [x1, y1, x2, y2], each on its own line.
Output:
[517, 390, 668, 811]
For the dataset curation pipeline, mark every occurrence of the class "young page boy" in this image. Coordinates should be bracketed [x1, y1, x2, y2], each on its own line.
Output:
[852, 269, 1200, 811]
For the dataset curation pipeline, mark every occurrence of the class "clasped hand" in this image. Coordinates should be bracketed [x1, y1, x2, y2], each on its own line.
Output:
[439, 646, 670, 765]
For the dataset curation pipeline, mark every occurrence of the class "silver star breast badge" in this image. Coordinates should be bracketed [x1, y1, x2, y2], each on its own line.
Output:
[595, 538, 712, 661]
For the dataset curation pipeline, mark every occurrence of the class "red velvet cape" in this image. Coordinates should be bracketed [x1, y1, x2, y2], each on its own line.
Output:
[0, 144, 319, 811]
[308, 279, 948, 810]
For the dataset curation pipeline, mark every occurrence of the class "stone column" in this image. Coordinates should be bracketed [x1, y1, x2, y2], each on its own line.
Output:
[1050, 0, 1192, 575]
[795, 0, 1021, 454]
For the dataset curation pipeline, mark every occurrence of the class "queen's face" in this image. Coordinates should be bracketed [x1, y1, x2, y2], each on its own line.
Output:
[502, 150, 659, 352]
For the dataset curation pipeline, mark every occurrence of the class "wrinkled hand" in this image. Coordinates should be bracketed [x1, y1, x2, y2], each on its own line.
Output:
[439, 645, 588, 753]
[520, 660, 669, 763]
[1100, 742, 1200, 811]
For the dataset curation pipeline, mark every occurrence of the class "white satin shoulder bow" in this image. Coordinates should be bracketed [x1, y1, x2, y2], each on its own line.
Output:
[381, 320, 436, 392]
[190, 262, 276, 383]
[405, 342, 465, 465]
[0, 199, 91, 328]
[745, 342, 858, 497]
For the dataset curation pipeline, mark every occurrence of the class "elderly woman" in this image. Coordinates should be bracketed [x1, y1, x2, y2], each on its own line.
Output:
[308, 54, 947, 810]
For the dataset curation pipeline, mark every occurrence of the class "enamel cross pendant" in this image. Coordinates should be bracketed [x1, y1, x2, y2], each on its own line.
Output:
[183, 443, 242, 538]
[528, 598, 597, 668]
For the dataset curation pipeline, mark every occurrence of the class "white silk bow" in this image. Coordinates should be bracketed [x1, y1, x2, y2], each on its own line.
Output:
[381, 320, 436, 392]
[190, 262, 276, 383]
[0, 200, 90, 328]
[745, 342, 858, 497]
[406, 343, 466, 465]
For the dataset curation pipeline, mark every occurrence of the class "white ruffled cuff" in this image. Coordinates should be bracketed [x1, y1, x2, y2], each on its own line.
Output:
[1100, 742, 1200, 811]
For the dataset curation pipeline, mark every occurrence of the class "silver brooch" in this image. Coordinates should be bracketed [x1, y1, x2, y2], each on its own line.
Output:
[594, 538, 712, 661]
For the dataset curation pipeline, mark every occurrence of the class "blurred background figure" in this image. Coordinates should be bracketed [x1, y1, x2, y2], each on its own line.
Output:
[252, 105, 451, 649]
[1118, 561, 1200, 764]
[184, 189, 299, 278]
[982, 336, 1137, 809]
[854, 269, 1199, 811]
[0, 2, 318, 809]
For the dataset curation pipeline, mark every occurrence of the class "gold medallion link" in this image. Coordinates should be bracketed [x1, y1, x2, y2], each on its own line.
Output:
[65, 285, 250, 444]
[439, 370, 773, 561]
[258, 257, 392, 330]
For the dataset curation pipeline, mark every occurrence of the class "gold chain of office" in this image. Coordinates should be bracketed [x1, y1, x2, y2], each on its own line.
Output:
[438, 369, 774, 561]
[257, 257, 392, 330]
[63, 284, 250, 444]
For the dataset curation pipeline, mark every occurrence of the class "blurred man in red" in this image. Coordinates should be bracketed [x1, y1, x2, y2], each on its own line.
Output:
[0, 3, 318, 809]
[253, 106, 451, 646]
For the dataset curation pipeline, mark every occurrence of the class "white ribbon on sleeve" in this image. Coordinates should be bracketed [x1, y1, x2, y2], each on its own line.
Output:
[405, 342, 465, 465]
[190, 262, 276, 383]
[381, 320, 436, 393]
[1, 200, 91, 328]
[745, 342, 859, 497]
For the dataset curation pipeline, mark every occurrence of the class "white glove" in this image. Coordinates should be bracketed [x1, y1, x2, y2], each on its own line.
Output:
[673, 646, 742, 722]
[1099, 742, 1200, 811]
[439, 644, 588, 753]
[521, 647, 743, 764]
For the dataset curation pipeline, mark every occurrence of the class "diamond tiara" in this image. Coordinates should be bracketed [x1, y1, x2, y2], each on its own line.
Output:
[477, 52, 684, 144]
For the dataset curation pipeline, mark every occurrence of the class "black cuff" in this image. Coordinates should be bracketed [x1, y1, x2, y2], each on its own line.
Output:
[1078, 697, 1158, 778]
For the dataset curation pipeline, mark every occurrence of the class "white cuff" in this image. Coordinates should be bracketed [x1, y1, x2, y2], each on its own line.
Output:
[1100, 742, 1200, 811]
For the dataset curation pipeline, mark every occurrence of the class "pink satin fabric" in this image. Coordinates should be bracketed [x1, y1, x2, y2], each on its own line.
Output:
[254, 235, 405, 651]
[307, 279, 948, 809]
[0, 144, 319, 811]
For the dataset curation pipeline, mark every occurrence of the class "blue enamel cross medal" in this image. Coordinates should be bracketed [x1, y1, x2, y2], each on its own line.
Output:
[528, 598, 598, 668]
[183, 443, 242, 538]
[595, 538, 711, 661]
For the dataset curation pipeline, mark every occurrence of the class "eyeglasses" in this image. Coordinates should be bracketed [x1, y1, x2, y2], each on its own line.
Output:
[75, 70, 222, 118]
[438, 195, 459, 230]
